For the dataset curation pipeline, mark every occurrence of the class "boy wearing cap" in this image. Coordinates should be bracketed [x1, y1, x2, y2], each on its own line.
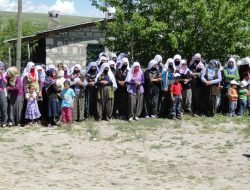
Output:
[227, 80, 239, 117]
[170, 73, 182, 119]
[238, 80, 249, 116]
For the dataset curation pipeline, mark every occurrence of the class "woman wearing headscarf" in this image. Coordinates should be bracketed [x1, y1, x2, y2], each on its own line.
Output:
[201, 60, 222, 116]
[0, 61, 7, 126]
[45, 68, 60, 127]
[84, 62, 98, 118]
[6, 66, 24, 126]
[95, 62, 117, 121]
[160, 58, 176, 117]
[97, 56, 108, 70]
[177, 59, 192, 113]
[35, 65, 46, 120]
[144, 59, 162, 118]
[173, 54, 182, 71]
[153, 54, 164, 114]
[57, 63, 70, 79]
[116, 53, 126, 69]
[189, 53, 205, 116]
[125, 62, 144, 122]
[108, 60, 116, 75]
[154, 55, 164, 72]
[70, 64, 85, 122]
[22, 62, 43, 123]
[114, 57, 130, 119]
[22, 62, 41, 96]
[222, 58, 240, 114]
[109, 53, 117, 62]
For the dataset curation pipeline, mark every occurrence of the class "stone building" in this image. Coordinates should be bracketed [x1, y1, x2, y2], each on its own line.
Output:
[6, 18, 110, 69]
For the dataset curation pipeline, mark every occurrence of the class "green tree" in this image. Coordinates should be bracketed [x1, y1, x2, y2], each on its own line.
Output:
[91, 0, 249, 65]
[0, 18, 46, 66]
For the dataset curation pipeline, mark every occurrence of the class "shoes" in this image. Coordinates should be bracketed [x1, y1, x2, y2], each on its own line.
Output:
[2, 124, 6, 127]
[192, 113, 198, 117]
[151, 115, 156, 118]
[8, 122, 13, 127]
[134, 117, 139, 121]
[145, 115, 150, 119]
[170, 116, 176, 120]
[128, 117, 133, 122]
[177, 116, 182, 120]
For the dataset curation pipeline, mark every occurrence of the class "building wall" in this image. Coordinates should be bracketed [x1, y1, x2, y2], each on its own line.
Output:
[45, 25, 104, 69]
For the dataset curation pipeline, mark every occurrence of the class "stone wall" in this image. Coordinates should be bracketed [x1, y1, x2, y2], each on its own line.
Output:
[45, 25, 104, 69]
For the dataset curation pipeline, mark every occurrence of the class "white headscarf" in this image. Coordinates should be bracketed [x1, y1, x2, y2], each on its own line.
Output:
[147, 59, 158, 70]
[109, 53, 117, 60]
[35, 65, 46, 82]
[173, 54, 182, 62]
[22, 62, 37, 78]
[125, 62, 143, 82]
[86, 62, 98, 73]
[190, 53, 205, 70]
[164, 58, 176, 71]
[63, 64, 70, 76]
[95, 62, 117, 90]
[154, 55, 163, 63]
[108, 60, 116, 69]
[225, 57, 237, 69]
[47, 64, 56, 71]
[118, 57, 130, 70]
[97, 56, 108, 67]
[179, 59, 191, 75]
[70, 64, 83, 75]
[238, 57, 250, 66]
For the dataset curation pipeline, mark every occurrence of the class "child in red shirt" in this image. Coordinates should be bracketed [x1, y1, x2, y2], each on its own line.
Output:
[170, 73, 182, 119]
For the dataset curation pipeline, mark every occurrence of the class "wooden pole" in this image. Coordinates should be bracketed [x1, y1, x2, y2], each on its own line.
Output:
[16, 0, 22, 71]
[27, 43, 30, 60]
[8, 47, 11, 66]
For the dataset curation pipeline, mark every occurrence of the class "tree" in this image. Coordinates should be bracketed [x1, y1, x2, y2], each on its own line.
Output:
[0, 19, 46, 66]
[91, 0, 250, 65]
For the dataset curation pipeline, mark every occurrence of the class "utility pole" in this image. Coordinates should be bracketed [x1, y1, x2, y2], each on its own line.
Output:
[16, 0, 22, 71]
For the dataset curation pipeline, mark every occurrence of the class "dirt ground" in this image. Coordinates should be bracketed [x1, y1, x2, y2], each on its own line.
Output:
[0, 116, 249, 190]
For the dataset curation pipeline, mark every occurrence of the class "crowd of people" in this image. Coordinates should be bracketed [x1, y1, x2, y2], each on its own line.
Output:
[0, 52, 249, 127]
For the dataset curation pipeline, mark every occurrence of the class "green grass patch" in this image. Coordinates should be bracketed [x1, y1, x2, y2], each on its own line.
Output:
[240, 124, 250, 137]
[0, 136, 16, 142]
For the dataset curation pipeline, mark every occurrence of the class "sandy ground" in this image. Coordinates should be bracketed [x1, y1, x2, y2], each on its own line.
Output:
[0, 118, 249, 190]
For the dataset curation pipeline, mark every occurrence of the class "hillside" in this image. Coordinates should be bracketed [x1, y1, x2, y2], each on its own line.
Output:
[0, 11, 98, 28]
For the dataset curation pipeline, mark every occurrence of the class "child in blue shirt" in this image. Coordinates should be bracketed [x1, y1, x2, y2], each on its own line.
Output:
[61, 80, 75, 125]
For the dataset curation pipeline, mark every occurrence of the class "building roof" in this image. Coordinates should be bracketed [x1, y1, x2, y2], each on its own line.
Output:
[5, 18, 112, 44]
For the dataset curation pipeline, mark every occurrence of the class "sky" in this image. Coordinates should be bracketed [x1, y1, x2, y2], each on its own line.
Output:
[0, 0, 105, 17]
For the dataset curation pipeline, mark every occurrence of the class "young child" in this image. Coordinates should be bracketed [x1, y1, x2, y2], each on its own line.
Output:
[227, 80, 239, 117]
[56, 70, 66, 91]
[170, 73, 182, 119]
[238, 80, 249, 116]
[25, 85, 41, 125]
[60, 80, 75, 126]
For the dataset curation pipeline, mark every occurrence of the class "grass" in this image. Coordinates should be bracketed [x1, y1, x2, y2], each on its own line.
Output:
[113, 118, 165, 133]
[240, 124, 250, 137]
[0, 136, 16, 142]
[86, 119, 99, 140]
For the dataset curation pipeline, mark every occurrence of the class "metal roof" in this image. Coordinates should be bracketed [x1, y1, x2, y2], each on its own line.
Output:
[5, 18, 112, 43]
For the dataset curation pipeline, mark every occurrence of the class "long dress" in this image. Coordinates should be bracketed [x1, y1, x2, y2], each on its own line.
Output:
[85, 72, 97, 119]
[96, 73, 114, 120]
[126, 73, 144, 119]
[70, 74, 85, 122]
[144, 69, 161, 116]
[115, 68, 129, 118]
[25, 92, 41, 120]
